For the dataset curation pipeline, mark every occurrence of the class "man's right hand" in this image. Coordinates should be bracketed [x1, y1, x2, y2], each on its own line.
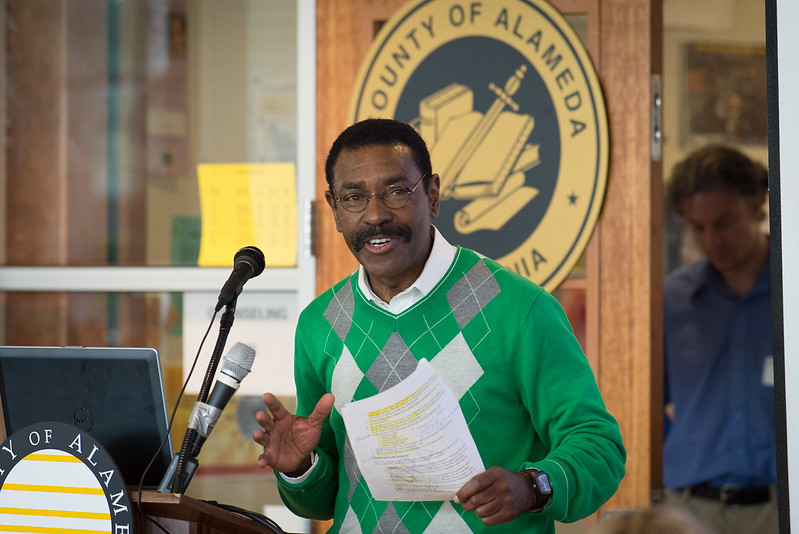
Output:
[253, 392, 335, 477]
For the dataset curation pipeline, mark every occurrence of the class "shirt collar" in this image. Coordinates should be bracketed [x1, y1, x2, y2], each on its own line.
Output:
[358, 226, 456, 310]
[696, 256, 771, 299]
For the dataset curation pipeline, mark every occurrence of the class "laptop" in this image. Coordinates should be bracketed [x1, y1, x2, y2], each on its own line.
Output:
[0, 346, 174, 488]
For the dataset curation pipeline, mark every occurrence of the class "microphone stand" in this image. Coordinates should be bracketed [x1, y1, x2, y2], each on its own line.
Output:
[158, 300, 237, 494]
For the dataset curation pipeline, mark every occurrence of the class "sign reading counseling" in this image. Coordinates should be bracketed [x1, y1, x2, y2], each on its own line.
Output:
[350, 0, 609, 290]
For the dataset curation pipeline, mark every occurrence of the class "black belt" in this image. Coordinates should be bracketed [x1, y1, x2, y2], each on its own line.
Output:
[687, 483, 771, 506]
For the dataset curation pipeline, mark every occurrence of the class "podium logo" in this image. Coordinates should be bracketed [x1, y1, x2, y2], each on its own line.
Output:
[350, 0, 609, 290]
[0, 421, 133, 532]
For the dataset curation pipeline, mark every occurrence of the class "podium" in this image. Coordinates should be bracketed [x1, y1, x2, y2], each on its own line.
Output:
[132, 491, 287, 534]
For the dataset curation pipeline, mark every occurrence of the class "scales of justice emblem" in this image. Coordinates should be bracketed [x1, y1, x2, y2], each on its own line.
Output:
[413, 65, 541, 235]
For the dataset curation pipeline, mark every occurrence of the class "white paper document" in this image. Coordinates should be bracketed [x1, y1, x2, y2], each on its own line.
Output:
[340, 359, 485, 501]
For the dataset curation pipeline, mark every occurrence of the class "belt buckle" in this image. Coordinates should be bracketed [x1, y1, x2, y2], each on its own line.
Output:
[720, 483, 741, 507]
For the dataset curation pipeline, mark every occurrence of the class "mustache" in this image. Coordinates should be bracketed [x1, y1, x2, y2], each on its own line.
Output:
[351, 224, 413, 252]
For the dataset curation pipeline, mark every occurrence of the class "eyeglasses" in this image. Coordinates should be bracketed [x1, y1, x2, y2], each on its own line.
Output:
[332, 174, 426, 213]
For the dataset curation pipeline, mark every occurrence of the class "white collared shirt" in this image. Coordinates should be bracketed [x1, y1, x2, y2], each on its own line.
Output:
[357, 226, 456, 314]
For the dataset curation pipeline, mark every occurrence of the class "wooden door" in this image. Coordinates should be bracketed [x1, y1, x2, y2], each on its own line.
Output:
[314, 0, 663, 525]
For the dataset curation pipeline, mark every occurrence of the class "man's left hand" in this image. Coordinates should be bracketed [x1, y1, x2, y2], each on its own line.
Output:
[454, 466, 535, 525]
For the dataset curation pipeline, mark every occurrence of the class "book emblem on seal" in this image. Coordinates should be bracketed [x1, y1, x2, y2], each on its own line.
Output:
[416, 65, 540, 235]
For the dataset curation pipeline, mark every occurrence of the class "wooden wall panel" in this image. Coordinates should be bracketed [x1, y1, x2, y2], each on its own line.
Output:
[596, 0, 663, 508]
[315, 0, 406, 293]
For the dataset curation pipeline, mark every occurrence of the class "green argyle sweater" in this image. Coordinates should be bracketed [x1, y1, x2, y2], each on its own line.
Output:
[276, 248, 625, 533]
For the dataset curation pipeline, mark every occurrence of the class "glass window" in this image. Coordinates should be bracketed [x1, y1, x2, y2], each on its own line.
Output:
[3, 0, 300, 268]
[0, 0, 315, 495]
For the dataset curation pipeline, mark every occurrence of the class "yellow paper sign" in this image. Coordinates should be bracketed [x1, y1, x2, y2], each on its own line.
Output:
[197, 163, 297, 267]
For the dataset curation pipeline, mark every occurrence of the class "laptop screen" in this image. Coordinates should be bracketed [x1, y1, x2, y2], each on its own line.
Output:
[0, 346, 174, 488]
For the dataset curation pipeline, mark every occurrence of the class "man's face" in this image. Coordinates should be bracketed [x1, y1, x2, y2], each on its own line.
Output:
[681, 189, 765, 274]
[325, 143, 440, 296]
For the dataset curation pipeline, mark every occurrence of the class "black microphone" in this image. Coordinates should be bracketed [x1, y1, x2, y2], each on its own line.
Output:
[215, 246, 266, 311]
[185, 342, 256, 459]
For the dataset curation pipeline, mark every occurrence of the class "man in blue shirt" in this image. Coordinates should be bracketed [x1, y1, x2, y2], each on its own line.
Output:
[662, 144, 776, 533]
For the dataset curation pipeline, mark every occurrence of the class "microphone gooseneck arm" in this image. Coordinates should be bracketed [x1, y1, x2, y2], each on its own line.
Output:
[198, 303, 237, 403]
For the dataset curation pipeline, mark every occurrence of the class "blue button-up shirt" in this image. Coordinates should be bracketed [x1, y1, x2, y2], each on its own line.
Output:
[663, 258, 776, 489]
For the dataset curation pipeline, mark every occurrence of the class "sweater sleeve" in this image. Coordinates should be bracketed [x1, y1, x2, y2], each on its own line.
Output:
[520, 290, 626, 523]
[274, 306, 340, 520]
[275, 447, 338, 520]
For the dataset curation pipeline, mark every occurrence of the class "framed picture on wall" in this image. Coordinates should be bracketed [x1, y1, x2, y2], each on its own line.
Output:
[683, 42, 767, 146]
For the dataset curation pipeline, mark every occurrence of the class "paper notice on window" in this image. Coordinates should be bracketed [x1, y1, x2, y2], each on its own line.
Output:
[197, 163, 297, 267]
[340, 359, 485, 501]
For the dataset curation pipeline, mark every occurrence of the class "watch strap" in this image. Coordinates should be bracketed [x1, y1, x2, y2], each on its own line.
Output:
[523, 467, 553, 513]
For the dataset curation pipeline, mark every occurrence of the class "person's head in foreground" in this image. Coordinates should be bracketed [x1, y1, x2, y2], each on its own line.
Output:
[591, 506, 714, 534]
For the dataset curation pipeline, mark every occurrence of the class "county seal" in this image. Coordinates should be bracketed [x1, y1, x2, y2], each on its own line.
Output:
[350, 0, 609, 291]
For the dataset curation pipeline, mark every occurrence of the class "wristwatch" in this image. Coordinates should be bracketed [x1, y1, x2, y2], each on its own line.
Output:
[523, 468, 553, 513]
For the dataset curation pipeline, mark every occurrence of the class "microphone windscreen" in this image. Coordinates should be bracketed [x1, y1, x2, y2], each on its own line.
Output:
[234, 246, 266, 277]
[221, 342, 256, 381]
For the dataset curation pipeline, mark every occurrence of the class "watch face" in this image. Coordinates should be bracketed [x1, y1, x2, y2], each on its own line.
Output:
[536, 472, 552, 494]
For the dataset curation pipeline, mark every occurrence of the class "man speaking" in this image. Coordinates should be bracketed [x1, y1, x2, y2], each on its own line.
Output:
[253, 119, 625, 533]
